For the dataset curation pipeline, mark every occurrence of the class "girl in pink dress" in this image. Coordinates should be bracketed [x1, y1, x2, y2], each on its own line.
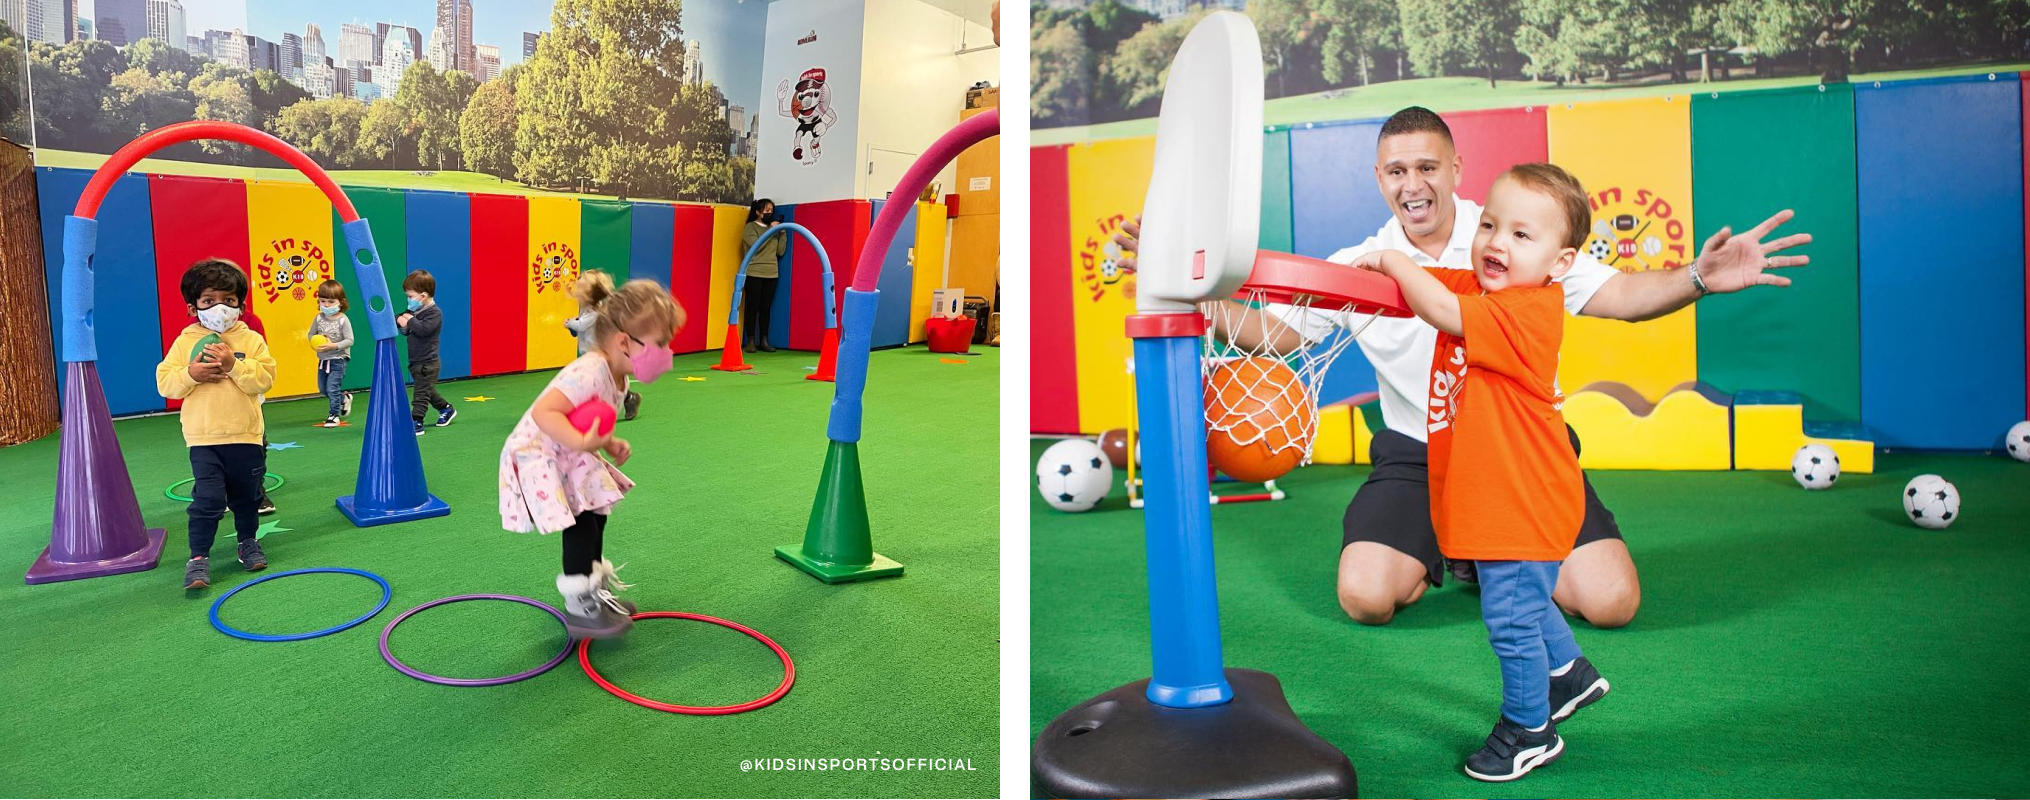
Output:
[498, 279, 685, 639]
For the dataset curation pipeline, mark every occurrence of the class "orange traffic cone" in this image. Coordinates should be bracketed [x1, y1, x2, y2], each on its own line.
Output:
[806, 327, 840, 382]
[709, 322, 753, 371]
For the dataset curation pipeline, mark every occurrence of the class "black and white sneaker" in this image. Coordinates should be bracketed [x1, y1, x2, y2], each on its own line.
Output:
[1463, 715, 1563, 782]
[436, 406, 458, 427]
[342, 392, 354, 416]
[1549, 656, 1611, 723]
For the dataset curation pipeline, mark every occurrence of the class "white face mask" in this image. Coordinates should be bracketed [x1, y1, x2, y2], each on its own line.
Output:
[197, 304, 241, 333]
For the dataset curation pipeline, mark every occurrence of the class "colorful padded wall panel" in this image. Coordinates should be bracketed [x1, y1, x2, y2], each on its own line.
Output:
[1692, 84, 1861, 422]
[245, 179, 338, 399]
[1288, 120, 1389, 407]
[405, 190, 471, 379]
[1548, 95, 1699, 403]
[1065, 137, 1154, 435]
[1855, 74, 2025, 450]
[332, 186, 410, 390]
[35, 169, 162, 416]
[31, 166, 793, 415]
[868, 199, 917, 349]
[1260, 128, 1294, 253]
[1031, 145, 1079, 435]
[1441, 106, 1549, 203]
[909, 202, 948, 344]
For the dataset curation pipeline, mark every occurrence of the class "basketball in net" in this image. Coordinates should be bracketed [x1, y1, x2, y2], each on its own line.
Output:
[1202, 356, 1312, 483]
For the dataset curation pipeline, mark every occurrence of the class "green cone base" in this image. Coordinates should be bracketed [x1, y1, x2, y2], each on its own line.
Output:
[779, 440, 904, 583]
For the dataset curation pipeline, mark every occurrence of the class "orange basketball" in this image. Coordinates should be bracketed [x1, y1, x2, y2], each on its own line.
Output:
[1203, 357, 1311, 483]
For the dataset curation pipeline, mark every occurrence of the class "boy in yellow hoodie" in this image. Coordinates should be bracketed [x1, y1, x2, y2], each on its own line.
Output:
[155, 259, 278, 590]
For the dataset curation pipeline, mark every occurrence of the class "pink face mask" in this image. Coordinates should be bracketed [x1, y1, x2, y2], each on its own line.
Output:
[626, 335, 674, 383]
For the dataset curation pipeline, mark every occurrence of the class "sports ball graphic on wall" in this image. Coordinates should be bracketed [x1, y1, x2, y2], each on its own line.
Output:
[778, 67, 838, 165]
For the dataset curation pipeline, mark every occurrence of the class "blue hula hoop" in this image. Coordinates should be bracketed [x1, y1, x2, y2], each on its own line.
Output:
[209, 567, 393, 642]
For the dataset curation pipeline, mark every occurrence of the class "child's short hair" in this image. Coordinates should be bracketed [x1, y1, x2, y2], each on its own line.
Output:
[180, 258, 249, 307]
[315, 279, 349, 311]
[570, 271, 615, 307]
[593, 279, 685, 344]
[403, 270, 436, 296]
[1499, 162, 1592, 250]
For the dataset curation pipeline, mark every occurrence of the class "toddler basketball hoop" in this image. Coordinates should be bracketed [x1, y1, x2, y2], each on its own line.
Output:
[1030, 12, 1406, 800]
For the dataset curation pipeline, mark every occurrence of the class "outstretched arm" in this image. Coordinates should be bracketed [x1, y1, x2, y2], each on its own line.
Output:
[1580, 209, 1813, 322]
[1353, 251, 1461, 336]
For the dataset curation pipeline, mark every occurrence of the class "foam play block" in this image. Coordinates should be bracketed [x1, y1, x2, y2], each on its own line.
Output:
[1313, 403, 1353, 465]
[1733, 390, 1875, 473]
[1352, 404, 1374, 466]
[1563, 381, 1732, 470]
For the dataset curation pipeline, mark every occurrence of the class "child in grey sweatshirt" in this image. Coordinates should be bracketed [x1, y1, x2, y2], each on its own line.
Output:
[311, 280, 356, 427]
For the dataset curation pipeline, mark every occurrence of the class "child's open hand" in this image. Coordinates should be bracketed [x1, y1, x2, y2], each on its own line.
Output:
[603, 437, 632, 467]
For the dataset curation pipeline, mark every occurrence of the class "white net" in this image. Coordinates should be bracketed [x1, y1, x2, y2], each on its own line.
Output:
[1200, 291, 1379, 467]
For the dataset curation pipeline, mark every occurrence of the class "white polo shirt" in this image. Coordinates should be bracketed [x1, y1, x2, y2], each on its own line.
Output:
[1274, 196, 1617, 443]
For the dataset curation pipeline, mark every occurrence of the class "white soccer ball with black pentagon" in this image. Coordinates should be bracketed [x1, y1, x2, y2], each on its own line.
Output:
[1790, 444, 1840, 490]
[1901, 474, 1960, 530]
[2005, 420, 2030, 463]
[1037, 439, 1114, 513]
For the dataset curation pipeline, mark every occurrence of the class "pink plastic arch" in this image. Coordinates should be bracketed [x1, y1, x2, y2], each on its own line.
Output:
[73, 120, 359, 221]
[851, 108, 1000, 293]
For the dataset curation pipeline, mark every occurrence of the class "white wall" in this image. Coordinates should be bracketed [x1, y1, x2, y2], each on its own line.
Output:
[755, 0, 866, 205]
[854, 0, 998, 202]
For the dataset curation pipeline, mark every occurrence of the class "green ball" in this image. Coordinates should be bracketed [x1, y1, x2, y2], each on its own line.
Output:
[190, 333, 223, 363]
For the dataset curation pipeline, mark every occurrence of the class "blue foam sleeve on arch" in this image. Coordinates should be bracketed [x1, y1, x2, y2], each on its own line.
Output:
[341, 218, 398, 341]
[61, 216, 98, 364]
[825, 288, 880, 443]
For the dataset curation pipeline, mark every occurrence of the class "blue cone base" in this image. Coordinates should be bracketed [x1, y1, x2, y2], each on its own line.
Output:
[335, 493, 451, 527]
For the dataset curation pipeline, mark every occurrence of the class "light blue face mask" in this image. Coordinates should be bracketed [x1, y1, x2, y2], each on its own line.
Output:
[406, 298, 422, 312]
[320, 305, 341, 316]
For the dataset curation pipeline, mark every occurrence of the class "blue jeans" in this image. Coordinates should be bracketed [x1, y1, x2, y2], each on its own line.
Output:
[319, 358, 348, 416]
[1477, 560, 1584, 728]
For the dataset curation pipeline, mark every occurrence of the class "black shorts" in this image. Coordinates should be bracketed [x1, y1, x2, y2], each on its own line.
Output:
[1342, 426, 1622, 586]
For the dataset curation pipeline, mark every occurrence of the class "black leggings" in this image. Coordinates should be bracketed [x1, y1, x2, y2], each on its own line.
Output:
[743, 276, 778, 343]
[561, 511, 608, 576]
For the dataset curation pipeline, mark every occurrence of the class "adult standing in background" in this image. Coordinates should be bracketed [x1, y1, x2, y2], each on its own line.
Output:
[741, 199, 789, 353]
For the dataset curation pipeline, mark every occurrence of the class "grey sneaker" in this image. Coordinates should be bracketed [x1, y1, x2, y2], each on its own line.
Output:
[591, 559, 638, 614]
[559, 574, 634, 639]
[236, 539, 268, 571]
[622, 391, 641, 422]
[184, 557, 210, 590]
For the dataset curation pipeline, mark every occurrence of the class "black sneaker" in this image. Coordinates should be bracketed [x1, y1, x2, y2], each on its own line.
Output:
[322, 415, 340, 428]
[436, 406, 457, 427]
[183, 557, 210, 590]
[414, 421, 426, 436]
[236, 539, 268, 571]
[257, 495, 277, 516]
[1549, 656, 1611, 723]
[342, 392, 354, 416]
[1449, 559, 1480, 585]
[1464, 715, 1564, 782]
[623, 391, 641, 421]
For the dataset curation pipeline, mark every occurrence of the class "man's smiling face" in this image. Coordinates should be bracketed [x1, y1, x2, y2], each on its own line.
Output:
[1373, 130, 1463, 243]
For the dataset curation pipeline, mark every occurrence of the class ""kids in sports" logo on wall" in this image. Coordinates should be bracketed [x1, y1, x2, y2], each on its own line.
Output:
[1583, 186, 1691, 274]
[1077, 213, 1135, 303]
[531, 241, 580, 293]
[257, 237, 333, 303]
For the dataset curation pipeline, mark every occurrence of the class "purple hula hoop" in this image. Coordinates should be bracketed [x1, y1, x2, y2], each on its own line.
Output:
[380, 594, 575, 687]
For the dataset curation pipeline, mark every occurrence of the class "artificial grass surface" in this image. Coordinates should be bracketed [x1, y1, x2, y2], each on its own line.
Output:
[1030, 441, 2030, 797]
[0, 347, 999, 798]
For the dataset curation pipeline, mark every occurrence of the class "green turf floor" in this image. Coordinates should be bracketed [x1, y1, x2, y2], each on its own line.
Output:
[1030, 441, 2030, 797]
[0, 347, 998, 798]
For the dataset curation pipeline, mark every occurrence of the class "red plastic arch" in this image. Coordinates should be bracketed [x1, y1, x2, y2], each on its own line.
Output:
[73, 121, 358, 222]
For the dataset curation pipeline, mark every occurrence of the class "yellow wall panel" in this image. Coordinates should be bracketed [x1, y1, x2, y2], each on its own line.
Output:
[1065, 136, 1154, 434]
[245, 180, 336, 399]
[525, 196, 582, 369]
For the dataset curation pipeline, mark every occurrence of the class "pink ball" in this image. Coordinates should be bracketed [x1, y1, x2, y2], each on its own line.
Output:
[566, 398, 617, 437]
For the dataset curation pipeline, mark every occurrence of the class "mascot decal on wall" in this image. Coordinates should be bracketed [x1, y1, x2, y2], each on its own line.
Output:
[778, 67, 836, 165]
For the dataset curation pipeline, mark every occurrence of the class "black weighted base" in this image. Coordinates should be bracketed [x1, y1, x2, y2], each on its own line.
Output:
[1031, 668, 1356, 799]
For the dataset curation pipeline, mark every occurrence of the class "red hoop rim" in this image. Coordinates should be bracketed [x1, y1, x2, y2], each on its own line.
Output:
[74, 121, 358, 222]
[577, 611, 795, 715]
[1236, 251, 1413, 318]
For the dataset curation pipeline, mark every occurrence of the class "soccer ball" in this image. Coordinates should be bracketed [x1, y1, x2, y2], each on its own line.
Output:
[2005, 420, 2030, 463]
[1037, 439, 1114, 513]
[1790, 444, 1840, 490]
[1901, 474, 1961, 531]
[1586, 239, 1612, 261]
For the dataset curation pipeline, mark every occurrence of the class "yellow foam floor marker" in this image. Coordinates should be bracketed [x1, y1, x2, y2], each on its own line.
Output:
[1563, 381, 1731, 470]
[1733, 391, 1874, 473]
[1314, 404, 1354, 465]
